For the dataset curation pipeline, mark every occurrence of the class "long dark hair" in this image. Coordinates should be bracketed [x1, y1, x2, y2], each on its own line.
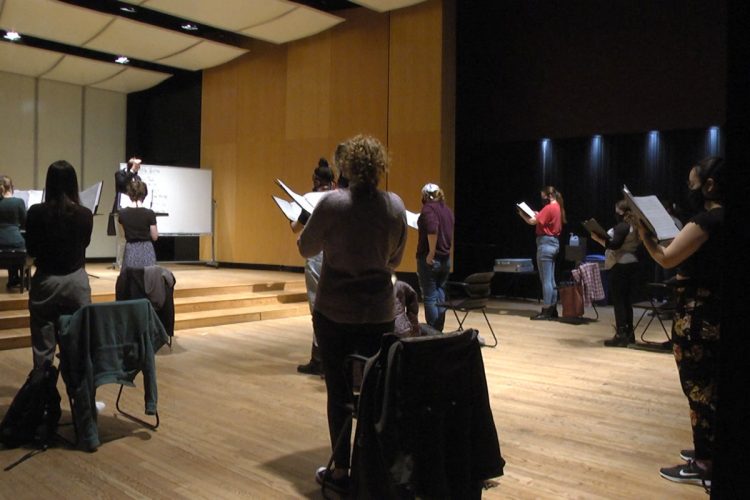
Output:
[541, 185, 567, 223]
[45, 160, 80, 214]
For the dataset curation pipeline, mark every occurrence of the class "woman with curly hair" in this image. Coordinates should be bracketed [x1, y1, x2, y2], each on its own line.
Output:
[298, 134, 407, 494]
[636, 157, 724, 489]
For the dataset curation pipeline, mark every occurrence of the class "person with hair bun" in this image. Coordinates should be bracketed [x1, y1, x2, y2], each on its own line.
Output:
[635, 157, 724, 489]
[416, 182, 454, 331]
[518, 185, 566, 320]
[298, 134, 407, 494]
[591, 199, 641, 347]
[0, 174, 26, 288]
[117, 179, 158, 270]
[26, 161, 93, 368]
[294, 157, 336, 376]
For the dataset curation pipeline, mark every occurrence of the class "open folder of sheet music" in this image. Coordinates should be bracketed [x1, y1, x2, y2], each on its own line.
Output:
[14, 181, 103, 214]
[516, 201, 536, 219]
[582, 218, 609, 240]
[272, 178, 419, 229]
[622, 185, 680, 243]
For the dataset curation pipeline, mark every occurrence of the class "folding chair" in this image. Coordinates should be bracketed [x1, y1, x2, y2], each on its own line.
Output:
[437, 271, 498, 347]
[350, 329, 504, 498]
[57, 299, 169, 451]
[631, 282, 675, 350]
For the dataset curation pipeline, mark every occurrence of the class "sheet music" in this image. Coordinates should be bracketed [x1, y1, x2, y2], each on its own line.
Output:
[272, 195, 303, 222]
[276, 179, 316, 214]
[516, 201, 536, 219]
[582, 218, 609, 239]
[13, 189, 43, 209]
[622, 186, 680, 242]
[79, 181, 103, 215]
[405, 210, 419, 230]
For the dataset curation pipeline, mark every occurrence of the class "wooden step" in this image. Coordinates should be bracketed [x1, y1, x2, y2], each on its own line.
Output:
[174, 290, 308, 314]
[0, 273, 310, 351]
[0, 328, 31, 350]
[174, 281, 305, 298]
[176, 303, 311, 330]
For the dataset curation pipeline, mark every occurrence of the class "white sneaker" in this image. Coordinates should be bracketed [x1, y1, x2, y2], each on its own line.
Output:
[95, 401, 106, 414]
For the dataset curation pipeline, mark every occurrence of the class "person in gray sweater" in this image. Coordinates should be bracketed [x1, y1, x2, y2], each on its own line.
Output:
[298, 134, 407, 494]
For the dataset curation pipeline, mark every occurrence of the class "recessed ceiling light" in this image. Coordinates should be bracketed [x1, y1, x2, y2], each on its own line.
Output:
[3, 31, 21, 41]
[115, 56, 130, 64]
[181, 24, 199, 31]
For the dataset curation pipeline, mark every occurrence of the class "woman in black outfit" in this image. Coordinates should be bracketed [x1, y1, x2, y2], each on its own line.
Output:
[591, 200, 641, 347]
[635, 157, 724, 489]
[117, 180, 158, 270]
[26, 161, 93, 368]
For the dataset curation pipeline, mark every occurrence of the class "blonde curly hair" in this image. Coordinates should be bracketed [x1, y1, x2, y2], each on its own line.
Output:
[340, 135, 389, 195]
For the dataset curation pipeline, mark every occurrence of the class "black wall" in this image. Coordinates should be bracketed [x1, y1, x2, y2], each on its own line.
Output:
[457, 0, 726, 143]
[454, 0, 727, 279]
[126, 72, 202, 261]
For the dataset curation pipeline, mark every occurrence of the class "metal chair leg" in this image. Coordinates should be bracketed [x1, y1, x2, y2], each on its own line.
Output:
[115, 385, 159, 430]
[481, 310, 498, 348]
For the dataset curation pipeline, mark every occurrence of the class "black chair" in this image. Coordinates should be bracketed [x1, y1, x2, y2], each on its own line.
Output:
[631, 282, 676, 348]
[351, 329, 504, 499]
[437, 271, 498, 347]
[0, 249, 31, 294]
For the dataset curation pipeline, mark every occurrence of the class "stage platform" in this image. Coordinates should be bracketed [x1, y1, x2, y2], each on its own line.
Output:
[0, 263, 308, 351]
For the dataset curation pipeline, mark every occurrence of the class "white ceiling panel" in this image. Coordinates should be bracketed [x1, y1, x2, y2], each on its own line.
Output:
[158, 41, 248, 71]
[241, 5, 343, 45]
[90, 66, 171, 93]
[0, 42, 61, 77]
[0, 0, 113, 46]
[140, 0, 295, 32]
[349, 0, 427, 13]
[84, 17, 200, 61]
[41, 54, 124, 86]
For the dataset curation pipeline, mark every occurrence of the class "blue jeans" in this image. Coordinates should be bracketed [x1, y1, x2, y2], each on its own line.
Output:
[417, 257, 450, 331]
[536, 236, 559, 306]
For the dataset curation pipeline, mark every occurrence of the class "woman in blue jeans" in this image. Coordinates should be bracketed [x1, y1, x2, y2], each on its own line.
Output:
[518, 186, 565, 320]
[416, 183, 454, 331]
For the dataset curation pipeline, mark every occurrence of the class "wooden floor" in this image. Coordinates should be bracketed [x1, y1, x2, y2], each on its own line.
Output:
[0, 269, 705, 499]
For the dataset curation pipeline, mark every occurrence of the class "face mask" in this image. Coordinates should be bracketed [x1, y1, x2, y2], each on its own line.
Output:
[687, 186, 704, 212]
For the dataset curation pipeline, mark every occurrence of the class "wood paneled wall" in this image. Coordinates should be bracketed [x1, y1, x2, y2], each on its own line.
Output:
[201, 0, 453, 272]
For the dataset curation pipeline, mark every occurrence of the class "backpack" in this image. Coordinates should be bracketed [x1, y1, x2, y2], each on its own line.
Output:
[0, 361, 62, 449]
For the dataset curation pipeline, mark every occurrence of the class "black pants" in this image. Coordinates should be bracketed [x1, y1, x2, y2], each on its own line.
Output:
[313, 310, 394, 470]
[672, 286, 720, 461]
[609, 262, 639, 331]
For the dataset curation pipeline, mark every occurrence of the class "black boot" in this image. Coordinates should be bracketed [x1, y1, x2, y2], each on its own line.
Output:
[604, 326, 630, 347]
[531, 306, 554, 321]
[549, 305, 559, 319]
[624, 325, 635, 344]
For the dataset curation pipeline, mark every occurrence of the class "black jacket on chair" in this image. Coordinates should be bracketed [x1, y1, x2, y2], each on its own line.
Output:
[116, 266, 176, 337]
[352, 329, 504, 499]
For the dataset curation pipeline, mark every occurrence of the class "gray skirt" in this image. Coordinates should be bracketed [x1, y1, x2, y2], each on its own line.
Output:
[123, 240, 156, 269]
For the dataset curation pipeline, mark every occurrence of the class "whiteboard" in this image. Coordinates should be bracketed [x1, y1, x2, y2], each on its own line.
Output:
[119, 163, 212, 235]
